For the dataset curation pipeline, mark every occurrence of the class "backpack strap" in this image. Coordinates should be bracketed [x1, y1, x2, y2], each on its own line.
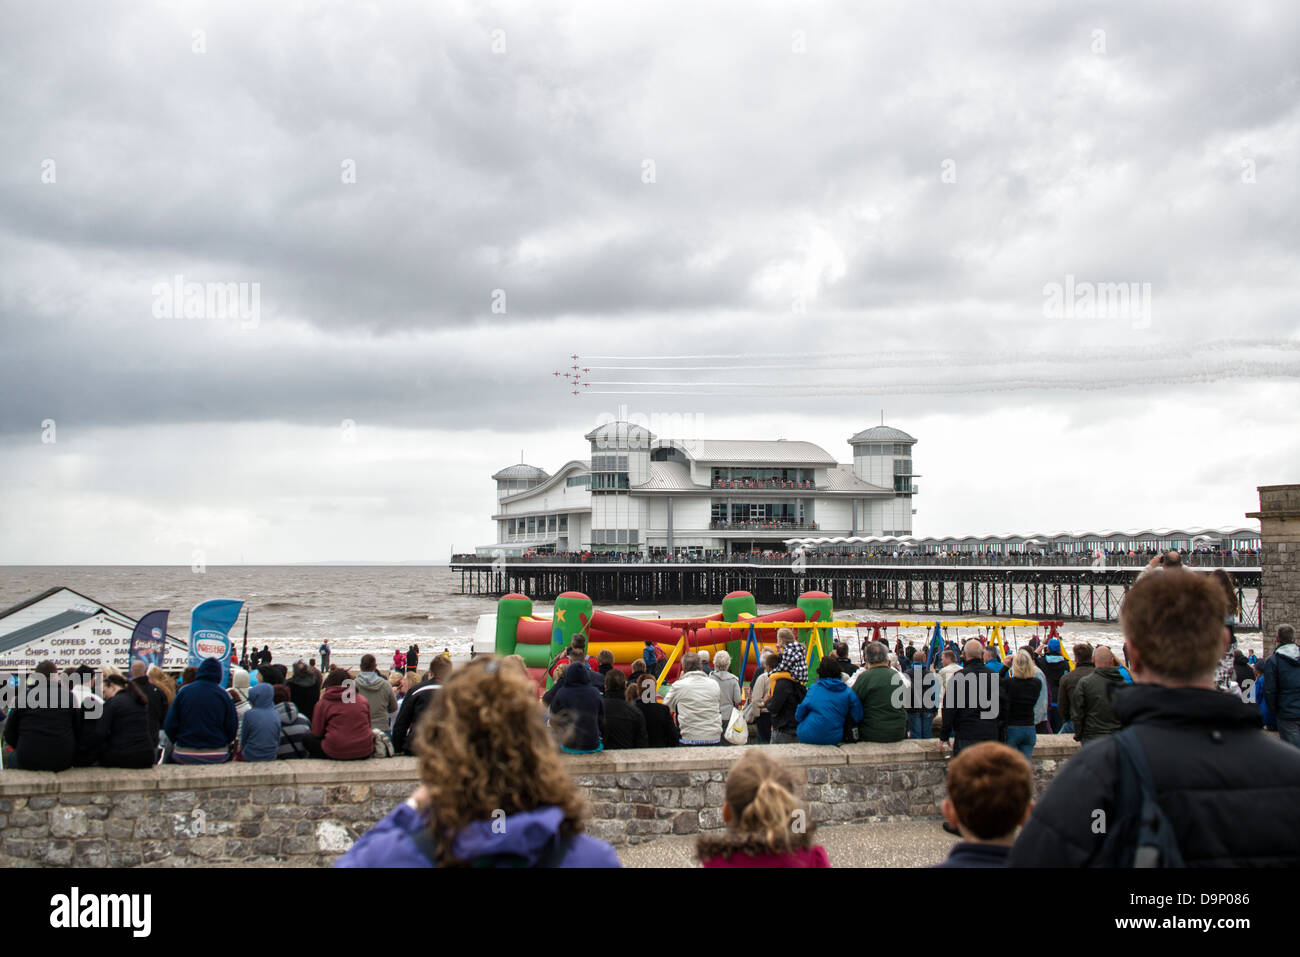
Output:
[1108, 727, 1185, 868]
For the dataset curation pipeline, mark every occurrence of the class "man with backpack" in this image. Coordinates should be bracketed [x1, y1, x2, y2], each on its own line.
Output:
[1009, 569, 1300, 866]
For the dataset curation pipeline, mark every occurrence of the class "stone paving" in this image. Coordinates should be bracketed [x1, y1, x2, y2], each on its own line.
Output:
[618, 818, 960, 867]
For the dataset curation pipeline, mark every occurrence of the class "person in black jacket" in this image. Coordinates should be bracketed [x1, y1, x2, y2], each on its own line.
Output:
[129, 662, 168, 733]
[940, 641, 1008, 755]
[599, 670, 648, 749]
[3, 662, 83, 771]
[630, 673, 679, 748]
[391, 656, 453, 755]
[90, 674, 158, 768]
[1002, 651, 1042, 761]
[767, 669, 807, 744]
[547, 657, 605, 752]
[288, 660, 321, 720]
[1010, 569, 1300, 867]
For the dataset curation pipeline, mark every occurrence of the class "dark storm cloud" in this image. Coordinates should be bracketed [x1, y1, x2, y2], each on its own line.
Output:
[0, 0, 1297, 441]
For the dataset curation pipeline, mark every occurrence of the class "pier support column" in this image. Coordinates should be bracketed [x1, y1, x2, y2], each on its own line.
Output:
[1247, 484, 1300, 655]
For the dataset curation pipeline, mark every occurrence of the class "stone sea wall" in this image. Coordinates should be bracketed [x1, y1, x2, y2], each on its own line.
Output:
[0, 738, 1078, 867]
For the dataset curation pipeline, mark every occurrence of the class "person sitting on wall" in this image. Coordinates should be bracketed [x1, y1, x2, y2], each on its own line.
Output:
[239, 683, 282, 762]
[665, 653, 723, 745]
[164, 657, 238, 765]
[795, 656, 864, 745]
[630, 673, 680, 748]
[308, 668, 376, 761]
[272, 684, 314, 759]
[599, 670, 648, 749]
[3, 662, 84, 771]
[852, 642, 907, 743]
[547, 653, 605, 754]
[88, 673, 158, 769]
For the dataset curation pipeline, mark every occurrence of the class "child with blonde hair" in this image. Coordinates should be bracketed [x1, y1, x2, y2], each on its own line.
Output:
[696, 750, 830, 867]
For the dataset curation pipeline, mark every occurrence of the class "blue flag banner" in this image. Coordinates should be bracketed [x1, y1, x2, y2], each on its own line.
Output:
[928, 622, 945, 668]
[190, 600, 244, 688]
[129, 610, 170, 670]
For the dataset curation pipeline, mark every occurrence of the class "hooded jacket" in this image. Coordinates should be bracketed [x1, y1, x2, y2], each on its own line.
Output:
[90, 682, 158, 768]
[1263, 643, 1300, 722]
[852, 665, 907, 743]
[289, 662, 320, 720]
[275, 700, 312, 758]
[240, 683, 282, 762]
[311, 684, 375, 760]
[547, 662, 605, 752]
[164, 658, 238, 750]
[354, 671, 398, 733]
[795, 677, 863, 745]
[1009, 684, 1300, 866]
[3, 673, 84, 771]
[664, 670, 723, 743]
[1071, 667, 1125, 741]
[336, 801, 620, 868]
[1035, 641, 1071, 705]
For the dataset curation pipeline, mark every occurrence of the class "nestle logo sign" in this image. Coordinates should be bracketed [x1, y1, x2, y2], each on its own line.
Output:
[193, 638, 226, 658]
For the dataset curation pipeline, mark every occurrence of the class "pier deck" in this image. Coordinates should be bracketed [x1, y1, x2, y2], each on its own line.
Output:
[450, 561, 1262, 626]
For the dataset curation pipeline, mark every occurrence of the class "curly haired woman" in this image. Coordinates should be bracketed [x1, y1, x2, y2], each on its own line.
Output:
[336, 657, 620, 868]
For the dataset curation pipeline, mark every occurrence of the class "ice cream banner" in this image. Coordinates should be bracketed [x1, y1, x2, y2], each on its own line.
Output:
[129, 609, 170, 670]
[189, 600, 244, 688]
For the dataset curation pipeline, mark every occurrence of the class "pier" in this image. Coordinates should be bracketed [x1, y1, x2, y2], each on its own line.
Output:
[450, 559, 1262, 626]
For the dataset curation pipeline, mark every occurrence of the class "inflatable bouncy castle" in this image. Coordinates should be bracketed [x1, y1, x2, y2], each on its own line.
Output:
[493, 590, 836, 689]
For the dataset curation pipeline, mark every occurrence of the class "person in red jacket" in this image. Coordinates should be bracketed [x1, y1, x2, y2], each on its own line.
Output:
[308, 669, 373, 760]
[696, 750, 830, 868]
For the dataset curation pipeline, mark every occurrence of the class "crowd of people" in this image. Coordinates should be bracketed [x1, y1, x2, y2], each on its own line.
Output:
[0, 647, 459, 769]
[4, 548, 1299, 868]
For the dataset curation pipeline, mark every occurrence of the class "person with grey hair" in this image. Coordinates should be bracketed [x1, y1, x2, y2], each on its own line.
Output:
[851, 642, 907, 743]
[665, 653, 723, 745]
[1263, 624, 1300, 748]
[709, 650, 742, 731]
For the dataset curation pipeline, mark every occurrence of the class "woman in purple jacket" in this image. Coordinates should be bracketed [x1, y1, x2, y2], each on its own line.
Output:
[336, 657, 620, 868]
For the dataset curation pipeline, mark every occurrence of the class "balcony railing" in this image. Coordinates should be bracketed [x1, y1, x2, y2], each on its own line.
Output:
[709, 520, 819, 531]
[712, 479, 816, 491]
[452, 549, 1261, 568]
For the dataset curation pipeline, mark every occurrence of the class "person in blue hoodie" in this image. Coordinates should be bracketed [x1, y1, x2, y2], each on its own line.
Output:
[239, 683, 281, 762]
[163, 657, 237, 764]
[336, 657, 620, 868]
[795, 657, 863, 745]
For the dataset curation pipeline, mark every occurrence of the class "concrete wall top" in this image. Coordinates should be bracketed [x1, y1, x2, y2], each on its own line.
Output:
[0, 738, 1081, 798]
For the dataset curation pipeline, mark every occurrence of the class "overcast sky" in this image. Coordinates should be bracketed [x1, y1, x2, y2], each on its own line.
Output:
[1, 1, 1297, 564]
